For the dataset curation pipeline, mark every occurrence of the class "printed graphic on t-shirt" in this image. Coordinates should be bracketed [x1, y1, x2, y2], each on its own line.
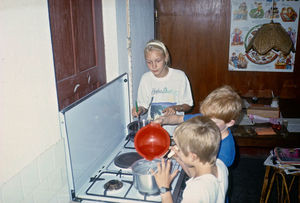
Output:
[151, 87, 179, 102]
[151, 87, 178, 96]
[150, 102, 176, 120]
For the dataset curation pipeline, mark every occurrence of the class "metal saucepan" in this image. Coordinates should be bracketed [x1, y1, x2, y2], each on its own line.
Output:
[131, 159, 160, 195]
[126, 119, 150, 141]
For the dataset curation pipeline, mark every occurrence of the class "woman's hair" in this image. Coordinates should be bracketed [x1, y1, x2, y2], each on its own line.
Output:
[144, 39, 170, 65]
[200, 85, 242, 123]
[174, 116, 221, 165]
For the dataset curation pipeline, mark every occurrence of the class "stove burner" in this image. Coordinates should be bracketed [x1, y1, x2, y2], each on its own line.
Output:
[114, 152, 143, 168]
[104, 179, 123, 191]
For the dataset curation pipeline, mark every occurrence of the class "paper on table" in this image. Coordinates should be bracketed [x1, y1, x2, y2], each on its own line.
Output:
[274, 147, 300, 164]
[264, 151, 300, 175]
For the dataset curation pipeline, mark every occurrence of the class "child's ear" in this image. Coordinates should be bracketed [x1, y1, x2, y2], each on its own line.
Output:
[190, 152, 198, 162]
[165, 53, 170, 64]
[226, 120, 235, 128]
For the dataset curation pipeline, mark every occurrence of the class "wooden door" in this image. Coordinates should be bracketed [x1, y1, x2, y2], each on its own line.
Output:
[155, 0, 300, 113]
[48, 0, 106, 110]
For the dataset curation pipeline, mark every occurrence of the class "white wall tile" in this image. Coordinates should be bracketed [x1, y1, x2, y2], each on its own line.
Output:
[33, 142, 69, 203]
[1, 141, 69, 203]
[49, 184, 70, 203]
[48, 168, 63, 195]
[54, 139, 67, 169]
[0, 186, 4, 203]
[21, 159, 40, 197]
[49, 196, 59, 203]
[2, 174, 23, 203]
[32, 176, 51, 203]
[37, 145, 55, 182]
[23, 193, 34, 203]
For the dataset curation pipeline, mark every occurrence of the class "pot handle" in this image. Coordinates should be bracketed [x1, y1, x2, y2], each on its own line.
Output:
[126, 132, 135, 140]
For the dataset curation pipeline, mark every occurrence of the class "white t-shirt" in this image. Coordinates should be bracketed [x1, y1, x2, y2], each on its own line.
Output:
[137, 68, 193, 135]
[181, 159, 228, 203]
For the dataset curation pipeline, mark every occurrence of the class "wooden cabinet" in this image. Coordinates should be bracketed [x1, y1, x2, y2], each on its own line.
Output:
[48, 0, 106, 110]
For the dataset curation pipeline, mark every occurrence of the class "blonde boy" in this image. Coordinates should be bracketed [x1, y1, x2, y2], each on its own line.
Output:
[154, 85, 242, 167]
[153, 116, 228, 203]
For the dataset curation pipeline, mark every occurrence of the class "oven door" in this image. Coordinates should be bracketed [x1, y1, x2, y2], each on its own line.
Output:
[59, 73, 131, 201]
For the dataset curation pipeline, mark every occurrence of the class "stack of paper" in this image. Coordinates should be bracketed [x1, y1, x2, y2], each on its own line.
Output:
[264, 147, 300, 174]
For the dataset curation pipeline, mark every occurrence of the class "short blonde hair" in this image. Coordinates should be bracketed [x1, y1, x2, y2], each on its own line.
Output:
[200, 85, 242, 123]
[174, 116, 221, 165]
[144, 39, 170, 65]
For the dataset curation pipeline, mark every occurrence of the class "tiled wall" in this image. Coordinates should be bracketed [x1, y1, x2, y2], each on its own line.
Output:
[0, 139, 70, 203]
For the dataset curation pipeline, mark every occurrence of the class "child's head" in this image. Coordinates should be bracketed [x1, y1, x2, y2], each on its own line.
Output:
[144, 40, 170, 64]
[200, 85, 242, 124]
[144, 40, 170, 78]
[173, 116, 221, 165]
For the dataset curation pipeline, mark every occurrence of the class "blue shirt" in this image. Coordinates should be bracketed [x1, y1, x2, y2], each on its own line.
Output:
[183, 114, 236, 167]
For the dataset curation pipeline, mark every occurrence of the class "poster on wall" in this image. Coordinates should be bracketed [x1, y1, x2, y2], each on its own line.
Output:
[228, 0, 299, 72]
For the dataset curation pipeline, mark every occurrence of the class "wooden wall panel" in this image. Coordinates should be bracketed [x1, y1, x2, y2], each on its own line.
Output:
[155, 0, 300, 113]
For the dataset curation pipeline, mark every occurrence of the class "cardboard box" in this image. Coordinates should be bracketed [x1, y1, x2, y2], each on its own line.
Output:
[247, 104, 280, 118]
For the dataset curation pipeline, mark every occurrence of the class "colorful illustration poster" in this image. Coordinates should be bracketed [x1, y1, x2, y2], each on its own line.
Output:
[228, 0, 299, 72]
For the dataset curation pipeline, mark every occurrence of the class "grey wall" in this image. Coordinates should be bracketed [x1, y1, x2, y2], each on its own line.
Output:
[116, 0, 129, 75]
[116, 0, 154, 116]
[130, 0, 154, 104]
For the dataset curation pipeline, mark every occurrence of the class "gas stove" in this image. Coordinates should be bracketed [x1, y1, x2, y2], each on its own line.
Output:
[59, 74, 185, 203]
[77, 141, 184, 203]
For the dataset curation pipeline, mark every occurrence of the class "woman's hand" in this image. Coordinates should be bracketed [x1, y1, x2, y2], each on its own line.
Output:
[150, 158, 178, 188]
[153, 116, 166, 125]
[163, 104, 187, 116]
[162, 106, 176, 116]
[131, 106, 146, 117]
[153, 115, 184, 125]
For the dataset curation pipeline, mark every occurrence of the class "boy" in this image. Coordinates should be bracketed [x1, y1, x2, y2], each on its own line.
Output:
[152, 116, 228, 203]
[154, 85, 242, 167]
